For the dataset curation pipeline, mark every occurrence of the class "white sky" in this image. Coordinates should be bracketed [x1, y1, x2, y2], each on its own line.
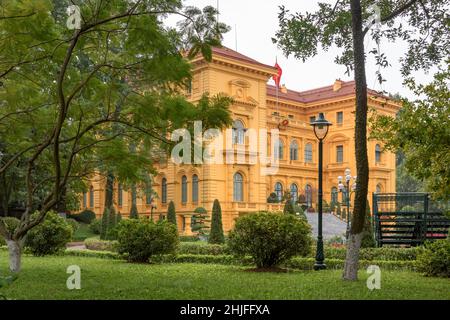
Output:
[178, 0, 434, 99]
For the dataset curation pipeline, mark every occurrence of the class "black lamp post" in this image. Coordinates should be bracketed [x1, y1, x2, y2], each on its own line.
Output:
[311, 113, 332, 271]
[338, 169, 357, 240]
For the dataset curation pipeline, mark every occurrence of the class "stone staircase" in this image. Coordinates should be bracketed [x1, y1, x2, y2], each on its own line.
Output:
[305, 212, 347, 240]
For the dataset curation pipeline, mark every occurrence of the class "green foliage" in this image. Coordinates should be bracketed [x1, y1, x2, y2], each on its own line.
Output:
[209, 199, 224, 244]
[191, 207, 210, 237]
[116, 219, 179, 263]
[228, 212, 312, 268]
[167, 201, 177, 226]
[66, 218, 79, 233]
[100, 207, 110, 240]
[361, 200, 376, 248]
[396, 152, 425, 193]
[370, 69, 450, 200]
[84, 238, 117, 252]
[178, 242, 229, 256]
[179, 235, 200, 242]
[267, 192, 279, 203]
[89, 219, 101, 235]
[0, 217, 20, 246]
[25, 211, 72, 256]
[0, 0, 232, 268]
[283, 200, 295, 215]
[68, 210, 96, 224]
[105, 206, 117, 240]
[416, 239, 450, 278]
[129, 204, 139, 219]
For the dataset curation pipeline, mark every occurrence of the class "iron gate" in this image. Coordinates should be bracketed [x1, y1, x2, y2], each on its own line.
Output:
[373, 193, 450, 247]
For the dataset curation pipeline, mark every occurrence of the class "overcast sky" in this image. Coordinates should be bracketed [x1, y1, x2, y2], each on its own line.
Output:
[179, 0, 434, 99]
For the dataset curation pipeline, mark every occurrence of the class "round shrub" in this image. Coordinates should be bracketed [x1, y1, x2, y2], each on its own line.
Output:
[228, 212, 312, 268]
[0, 217, 20, 246]
[25, 211, 73, 256]
[66, 218, 79, 232]
[116, 218, 179, 263]
[68, 209, 96, 224]
[416, 239, 450, 278]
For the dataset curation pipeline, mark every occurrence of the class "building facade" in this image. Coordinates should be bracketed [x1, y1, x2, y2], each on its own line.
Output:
[82, 47, 400, 234]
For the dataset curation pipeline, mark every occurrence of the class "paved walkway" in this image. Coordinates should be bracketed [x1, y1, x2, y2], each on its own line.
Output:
[306, 212, 347, 240]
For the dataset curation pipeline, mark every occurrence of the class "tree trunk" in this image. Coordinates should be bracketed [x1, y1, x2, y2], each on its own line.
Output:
[344, 0, 369, 281]
[6, 239, 22, 273]
[342, 232, 363, 280]
[105, 172, 114, 208]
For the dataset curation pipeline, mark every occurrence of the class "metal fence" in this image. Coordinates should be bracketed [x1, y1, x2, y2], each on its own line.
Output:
[373, 193, 450, 247]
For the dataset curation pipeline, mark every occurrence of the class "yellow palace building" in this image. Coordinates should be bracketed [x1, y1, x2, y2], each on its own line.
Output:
[83, 47, 400, 234]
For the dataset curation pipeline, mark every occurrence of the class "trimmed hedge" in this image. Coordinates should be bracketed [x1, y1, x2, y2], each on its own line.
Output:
[84, 238, 118, 252]
[178, 242, 229, 255]
[60, 249, 417, 271]
[64, 248, 120, 260]
[179, 235, 200, 242]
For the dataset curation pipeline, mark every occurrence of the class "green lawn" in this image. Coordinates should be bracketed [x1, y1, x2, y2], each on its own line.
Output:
[72, 223, 96, 242]
[0, 252, 449, 300]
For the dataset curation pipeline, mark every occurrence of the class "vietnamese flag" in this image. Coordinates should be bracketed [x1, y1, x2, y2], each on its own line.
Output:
[272, 62, 282, 88]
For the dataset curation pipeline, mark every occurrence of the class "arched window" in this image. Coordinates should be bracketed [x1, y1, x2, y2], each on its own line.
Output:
[305, 143, 313, 163]
[233, 173, 244, 202]
[181, 175, 188, 204]
[275, 182, 283, 202]
[82, 192, 87, 208]
[89, 186, 94, 208]
[305, 184, 312, 207]
[376, 184, 382, 194]
[192, 174, 199, 203]
[161, 178, 167, 204]
[145, 182, 152, 205]
[290, 184, 298, 202]
[375, 144, 382, 163]
[290, 140, 298, 160]
[118, 183, 123, 207]
[232, 120, 245, 145]
[274, 139, 284, 159]
[331, 187, 338, 204]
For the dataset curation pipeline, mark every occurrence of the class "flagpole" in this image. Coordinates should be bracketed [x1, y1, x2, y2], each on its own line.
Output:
[276, 57, 279, 117]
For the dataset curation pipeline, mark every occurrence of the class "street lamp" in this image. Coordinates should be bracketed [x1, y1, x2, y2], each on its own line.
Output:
[311, 113, 332, 271]
[338, 170, 357, 240]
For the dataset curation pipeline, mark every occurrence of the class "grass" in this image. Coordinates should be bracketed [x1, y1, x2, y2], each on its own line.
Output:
[72, 223, 96, 242]
[0, 252, 449, 300]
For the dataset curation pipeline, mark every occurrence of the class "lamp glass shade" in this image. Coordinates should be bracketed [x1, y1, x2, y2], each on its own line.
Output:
[311, 113, 332, 140]
[313, 125, 329, 140]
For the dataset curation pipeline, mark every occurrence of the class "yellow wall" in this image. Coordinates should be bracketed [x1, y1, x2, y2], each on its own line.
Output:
[81, 49, 399, 234]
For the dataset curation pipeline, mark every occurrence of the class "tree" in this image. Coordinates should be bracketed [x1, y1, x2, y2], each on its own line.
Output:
[370, 68, 449, 200]
[0, 0, 231, 273]
[396, 152, 425, 193]
[191, 207, 210, 237]
[361, 200, 376, 248]
[106, 206, 117, 240]
[209, 199, 224, 244]
[273, 0, 448, 280]
[167, 201, 177, 227]
[283, 199, 295, 215]
[100, 207, 110, 240]
[130, 203, 139, 219]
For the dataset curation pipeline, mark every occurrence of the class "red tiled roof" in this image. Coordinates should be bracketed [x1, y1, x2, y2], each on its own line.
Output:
[267, 81, 386, 104]
[212, 46, 276, 71]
